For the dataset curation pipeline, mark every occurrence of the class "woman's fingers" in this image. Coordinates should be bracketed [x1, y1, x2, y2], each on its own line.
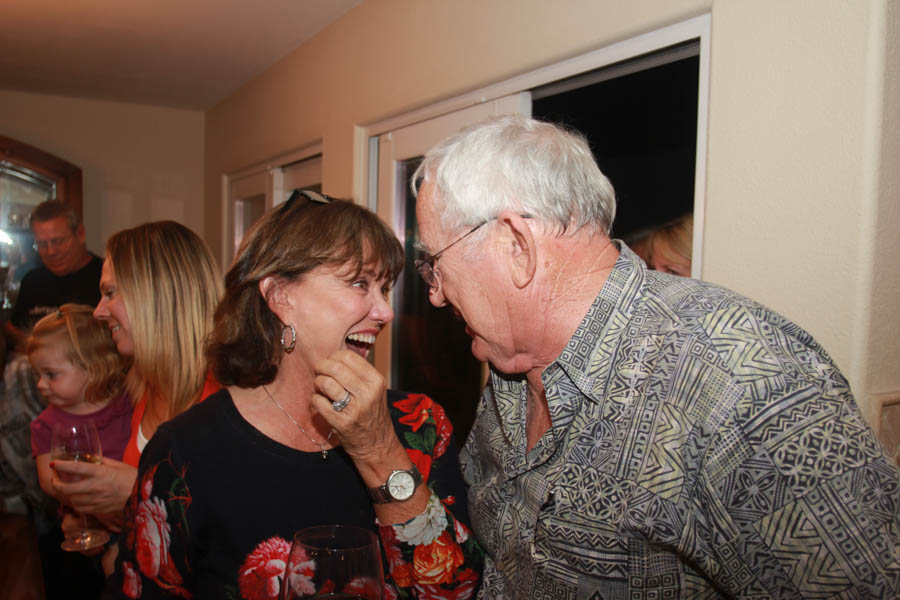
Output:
[50, 459, 136, 515]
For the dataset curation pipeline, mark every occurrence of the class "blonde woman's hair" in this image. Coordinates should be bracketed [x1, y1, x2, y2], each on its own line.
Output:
[27, 304, 129, 404]
[650, 213, 693, 263]
[106, 221, 223, 419]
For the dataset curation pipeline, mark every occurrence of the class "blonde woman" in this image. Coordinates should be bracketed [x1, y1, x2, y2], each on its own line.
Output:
[52, 221, 223, 530]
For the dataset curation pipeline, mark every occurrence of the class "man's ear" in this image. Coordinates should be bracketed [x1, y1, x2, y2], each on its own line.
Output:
[497, 211, 536, 289]
[75, 223, 86, 245]
[258, 276, 292, 323]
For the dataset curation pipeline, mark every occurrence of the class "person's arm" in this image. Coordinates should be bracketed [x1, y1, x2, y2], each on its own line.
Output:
[375, 393, 483, 598]
[106, 427, 194, 599]
[35, 453, 57, 499]
[312, 352, 484, 598]
[692, 387, 900, 598]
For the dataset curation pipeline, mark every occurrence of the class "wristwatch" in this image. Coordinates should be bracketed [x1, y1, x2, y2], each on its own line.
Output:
[367, 465, 422, 504]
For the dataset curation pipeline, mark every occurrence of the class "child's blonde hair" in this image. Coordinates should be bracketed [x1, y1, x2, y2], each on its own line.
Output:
[27, 303, 130, 404]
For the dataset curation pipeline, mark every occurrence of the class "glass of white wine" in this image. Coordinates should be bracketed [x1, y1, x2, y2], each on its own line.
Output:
[50, 421, 110, 551]
[281, 525, 384, 600]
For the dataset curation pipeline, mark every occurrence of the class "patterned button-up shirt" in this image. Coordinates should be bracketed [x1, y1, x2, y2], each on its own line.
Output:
[461, 245, 900, 599]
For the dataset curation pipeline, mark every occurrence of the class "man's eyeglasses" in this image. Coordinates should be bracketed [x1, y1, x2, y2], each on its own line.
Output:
[415, 221, 488, 290]
[33, 234, 74, 253]
[415, 214, 531, 292]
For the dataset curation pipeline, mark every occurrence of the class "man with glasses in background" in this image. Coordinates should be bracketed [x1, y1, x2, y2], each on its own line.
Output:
[1, 200, 103, 573]
[413, 115, 900, 599]
[4, 200, 102, 351]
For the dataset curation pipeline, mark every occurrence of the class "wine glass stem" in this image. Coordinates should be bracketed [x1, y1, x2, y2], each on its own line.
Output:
[80, 513, 89, 544]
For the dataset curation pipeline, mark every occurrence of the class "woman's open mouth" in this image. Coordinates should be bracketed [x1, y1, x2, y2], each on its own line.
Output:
[346, 333, 376, 357]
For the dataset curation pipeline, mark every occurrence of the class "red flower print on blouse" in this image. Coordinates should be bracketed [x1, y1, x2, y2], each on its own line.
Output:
[135, 495, 172, 579]
[429, 402, 452, 459]
[453, 518, 470, 544]
[415, 567, 479, 600]
[407, 448, 433, 483]
[380, 522, 403, 568]
[383, 583, 399, 600]
[393, 394, 453, 458]
[412, 530, 465, 585]
[122, 561, 142, 599]
[238, 536, 293, 600]
[394, 394, 433, 431]
[343, 576, 382, 600]
[380, 522, 413, 587]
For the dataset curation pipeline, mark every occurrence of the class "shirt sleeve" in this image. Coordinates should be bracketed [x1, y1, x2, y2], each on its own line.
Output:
[378, 393, 484, 599]
[689, 382, 900, 598]
[30, 412, 52, 458]
[106, 426, 195, 599]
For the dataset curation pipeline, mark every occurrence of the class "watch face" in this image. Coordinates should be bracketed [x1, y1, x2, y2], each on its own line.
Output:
[387, 471, 416, 500]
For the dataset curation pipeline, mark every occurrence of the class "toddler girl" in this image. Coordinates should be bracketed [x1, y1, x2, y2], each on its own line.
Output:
[28, 303, 131, 501]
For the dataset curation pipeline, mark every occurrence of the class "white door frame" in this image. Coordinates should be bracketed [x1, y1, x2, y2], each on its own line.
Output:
[357, 13, 711, 276]
[220, 142, 322, 266]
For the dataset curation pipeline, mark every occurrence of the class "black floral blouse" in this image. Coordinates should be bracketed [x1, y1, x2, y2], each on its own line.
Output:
[107, 388, 483, 600]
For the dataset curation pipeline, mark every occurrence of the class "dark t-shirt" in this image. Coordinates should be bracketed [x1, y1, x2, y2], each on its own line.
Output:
[10, 254, 103, 331]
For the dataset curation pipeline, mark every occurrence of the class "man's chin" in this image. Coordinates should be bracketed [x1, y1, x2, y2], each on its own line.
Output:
[45, 264, 70, 276]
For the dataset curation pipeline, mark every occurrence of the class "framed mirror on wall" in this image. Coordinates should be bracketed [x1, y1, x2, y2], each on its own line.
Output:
[0, 134, 82, 319]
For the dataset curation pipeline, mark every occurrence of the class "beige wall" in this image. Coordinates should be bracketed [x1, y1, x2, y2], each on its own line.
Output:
[205, 0, 899, 423]
[0, 90, 204, 255]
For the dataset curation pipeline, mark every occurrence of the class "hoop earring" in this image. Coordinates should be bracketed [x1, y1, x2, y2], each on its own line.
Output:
[281, 324, 296, 353]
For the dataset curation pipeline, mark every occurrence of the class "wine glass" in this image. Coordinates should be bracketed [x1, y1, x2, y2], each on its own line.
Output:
[50, 421, 110, 551]
[281, 524, 384, 600]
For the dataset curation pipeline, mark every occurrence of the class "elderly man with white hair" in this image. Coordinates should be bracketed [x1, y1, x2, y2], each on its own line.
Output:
[412, 114, 900, 599]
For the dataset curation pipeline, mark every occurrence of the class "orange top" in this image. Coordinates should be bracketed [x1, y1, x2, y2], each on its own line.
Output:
[121, 372, 221, 467]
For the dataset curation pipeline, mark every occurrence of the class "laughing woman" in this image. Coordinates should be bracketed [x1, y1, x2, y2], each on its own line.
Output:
[108, 191, 483, 600]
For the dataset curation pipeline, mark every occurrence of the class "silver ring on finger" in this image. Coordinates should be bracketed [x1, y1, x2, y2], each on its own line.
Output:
[332, 391, 352, 412]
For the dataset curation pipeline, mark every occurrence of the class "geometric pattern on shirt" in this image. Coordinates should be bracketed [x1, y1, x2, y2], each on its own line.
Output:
[463, 245, 900, 600]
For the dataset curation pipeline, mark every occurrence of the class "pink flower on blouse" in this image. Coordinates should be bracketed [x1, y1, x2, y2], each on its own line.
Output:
[122, 561, 141, 599]
[343, 576, 382, 600]
[238, 536, 293, 600]
[135, 496, 171, 579]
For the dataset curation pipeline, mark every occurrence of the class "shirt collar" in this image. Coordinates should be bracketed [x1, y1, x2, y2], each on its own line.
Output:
[544, 241, 646, 402]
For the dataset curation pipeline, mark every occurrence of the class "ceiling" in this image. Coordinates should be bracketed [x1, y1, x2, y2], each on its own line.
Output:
[0, 0, 361, 110]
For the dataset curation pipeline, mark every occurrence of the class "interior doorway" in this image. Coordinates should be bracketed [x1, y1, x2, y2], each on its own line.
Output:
[368, 17, 709, 444]
[533, 44, 699, 240]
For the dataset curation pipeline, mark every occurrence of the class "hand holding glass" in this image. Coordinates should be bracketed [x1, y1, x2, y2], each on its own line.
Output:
[281, 525, 384, 600]
[50, 421, 110, 551]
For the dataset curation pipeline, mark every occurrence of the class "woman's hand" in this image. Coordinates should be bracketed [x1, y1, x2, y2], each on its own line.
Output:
[312, 349, 398, 463]
[312, 350, 430, 526]
[51, 456, 137, 515]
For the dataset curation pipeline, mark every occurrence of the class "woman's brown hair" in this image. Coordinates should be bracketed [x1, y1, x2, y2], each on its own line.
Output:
[208, 192, 404, 388]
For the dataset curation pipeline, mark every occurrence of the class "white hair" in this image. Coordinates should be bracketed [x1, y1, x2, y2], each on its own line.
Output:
[412, 114, 616, 236]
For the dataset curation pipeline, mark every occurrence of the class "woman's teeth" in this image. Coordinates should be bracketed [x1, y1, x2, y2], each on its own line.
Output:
[346, 333, 375, 345]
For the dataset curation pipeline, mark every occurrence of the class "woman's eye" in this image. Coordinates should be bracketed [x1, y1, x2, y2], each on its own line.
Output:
[352, 279, 369, 291]
[381, 285, 392, 298]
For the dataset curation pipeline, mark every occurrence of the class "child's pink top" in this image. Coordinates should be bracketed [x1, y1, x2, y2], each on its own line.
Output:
[30, 391, 132, 461]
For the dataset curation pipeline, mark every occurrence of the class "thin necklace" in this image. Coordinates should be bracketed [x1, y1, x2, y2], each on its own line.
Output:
[262, 385, 334, 460]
